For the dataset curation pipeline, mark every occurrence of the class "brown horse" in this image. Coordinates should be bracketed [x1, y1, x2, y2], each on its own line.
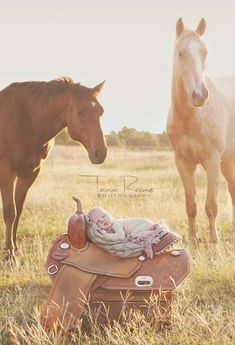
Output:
[0, 78, 107, 256]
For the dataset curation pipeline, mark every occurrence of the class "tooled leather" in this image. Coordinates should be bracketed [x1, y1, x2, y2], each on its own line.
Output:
[99, 249, 190, 290]
[46, 234, 142, 279]
[52, 249, 69, 261]
[59, 238, 142, 277]
[152, 232, 181, 252]
[44, 235, 67, 269]
[46, 235, 189, 286]
[68, 213, 87, 249]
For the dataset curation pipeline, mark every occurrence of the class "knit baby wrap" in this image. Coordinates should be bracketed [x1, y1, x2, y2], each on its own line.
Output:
[85, 216, 170, 258]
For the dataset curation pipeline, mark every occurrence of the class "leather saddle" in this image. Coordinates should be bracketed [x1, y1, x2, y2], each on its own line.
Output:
[41, 198, 190, 330]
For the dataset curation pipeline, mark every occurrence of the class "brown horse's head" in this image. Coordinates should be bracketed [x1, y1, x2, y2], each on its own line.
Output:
[66, 81, 107, 164]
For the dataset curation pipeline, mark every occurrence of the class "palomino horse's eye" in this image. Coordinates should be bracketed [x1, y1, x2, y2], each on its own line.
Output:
[178, 50, 185, 58]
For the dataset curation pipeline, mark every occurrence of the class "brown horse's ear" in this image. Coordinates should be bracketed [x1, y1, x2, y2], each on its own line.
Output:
[92, 80, 105, 96]
[176, 17, 184, 36]
[196, 18, 206, 36]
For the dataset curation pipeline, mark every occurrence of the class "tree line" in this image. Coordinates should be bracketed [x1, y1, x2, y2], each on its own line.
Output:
[55, 127, 170, 149]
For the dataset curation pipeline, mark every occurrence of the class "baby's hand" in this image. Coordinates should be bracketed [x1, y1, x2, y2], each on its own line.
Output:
[100, 228, 115, 235]
[150, 223, 159, 230]
[102, 227, 115, 234]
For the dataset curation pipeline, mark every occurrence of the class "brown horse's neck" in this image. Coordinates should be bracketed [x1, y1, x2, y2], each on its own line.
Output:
[171, 70, 196, 120]
[32, 96, 69, 145]
[39, 110, 67, 145]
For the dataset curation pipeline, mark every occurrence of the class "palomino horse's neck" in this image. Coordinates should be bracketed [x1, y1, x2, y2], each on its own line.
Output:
[171, 71, 196, 119]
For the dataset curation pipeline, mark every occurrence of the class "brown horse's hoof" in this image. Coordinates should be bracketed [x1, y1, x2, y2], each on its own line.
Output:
[14, 247, 24, 258]
[2, 248, 20, 268]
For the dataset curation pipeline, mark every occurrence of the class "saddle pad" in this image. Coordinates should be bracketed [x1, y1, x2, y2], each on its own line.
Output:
[50, 234, 142, 278]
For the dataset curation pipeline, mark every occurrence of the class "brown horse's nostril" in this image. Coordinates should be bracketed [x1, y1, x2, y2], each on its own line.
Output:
[94, 149, 99, 160]
[91, 147, 107, 164]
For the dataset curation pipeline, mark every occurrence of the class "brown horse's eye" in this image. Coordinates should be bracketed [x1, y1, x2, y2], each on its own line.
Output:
[77, 109, 84, 117]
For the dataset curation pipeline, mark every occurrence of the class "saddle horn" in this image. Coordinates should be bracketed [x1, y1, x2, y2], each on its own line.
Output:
[68, 197, 87, 249]
[72, 196, 83, 213]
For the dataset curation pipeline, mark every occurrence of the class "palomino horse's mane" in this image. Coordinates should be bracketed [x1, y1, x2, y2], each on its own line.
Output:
[6, 77, 86, 101]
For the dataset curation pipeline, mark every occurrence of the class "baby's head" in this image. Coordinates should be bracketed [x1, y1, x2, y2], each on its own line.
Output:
[88, 207, 114, 229]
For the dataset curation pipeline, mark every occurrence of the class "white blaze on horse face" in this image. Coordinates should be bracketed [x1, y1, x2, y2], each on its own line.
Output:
[91, 101, 96, 108]
[184, 40, 205, 98]
[189, 40, 204, 89]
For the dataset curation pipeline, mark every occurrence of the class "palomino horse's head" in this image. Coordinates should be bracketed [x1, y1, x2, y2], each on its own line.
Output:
[66, 81, 107, 164]
[174, 18, 208, 107]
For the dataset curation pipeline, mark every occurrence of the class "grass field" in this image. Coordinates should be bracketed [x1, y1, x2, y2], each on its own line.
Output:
[0, 145, 235, 345]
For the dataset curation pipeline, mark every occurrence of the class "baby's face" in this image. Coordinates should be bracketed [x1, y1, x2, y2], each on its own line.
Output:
[89, 208, 113, 229]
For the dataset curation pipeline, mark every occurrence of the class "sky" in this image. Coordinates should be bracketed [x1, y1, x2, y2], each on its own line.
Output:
[0, 0, 235, 133]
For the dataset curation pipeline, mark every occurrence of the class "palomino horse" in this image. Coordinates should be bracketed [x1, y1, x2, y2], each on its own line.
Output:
[167, 18, 235, 244]
[0, 78, 107, 256]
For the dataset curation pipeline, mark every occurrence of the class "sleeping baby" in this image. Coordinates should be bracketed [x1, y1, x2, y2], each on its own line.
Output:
[88, 207, 162, 238]
[86, 207, 181, 258]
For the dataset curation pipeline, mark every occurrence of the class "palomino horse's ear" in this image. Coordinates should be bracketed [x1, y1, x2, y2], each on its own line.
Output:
[196, 18, 206, 36]
[92, 81, 105, 96]
[176, 17, 184, 36]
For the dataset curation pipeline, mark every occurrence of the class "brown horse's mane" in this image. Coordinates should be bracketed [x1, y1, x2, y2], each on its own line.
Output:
[5, 77, 86, 101]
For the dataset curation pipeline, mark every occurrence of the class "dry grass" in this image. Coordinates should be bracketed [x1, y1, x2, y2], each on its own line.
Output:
[0, 145, 235, 344]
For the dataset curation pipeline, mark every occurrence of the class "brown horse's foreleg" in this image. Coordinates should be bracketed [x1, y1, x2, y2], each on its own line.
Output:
[175, 155, 197, 243]
[0, 164, 17, 254]
[203, 154, 220, 243]
[221, 159, 235, 233]
[13, 168, 41, 250]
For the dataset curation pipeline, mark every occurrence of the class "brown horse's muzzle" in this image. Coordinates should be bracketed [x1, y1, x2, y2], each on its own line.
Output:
[88, 146, 108, 164]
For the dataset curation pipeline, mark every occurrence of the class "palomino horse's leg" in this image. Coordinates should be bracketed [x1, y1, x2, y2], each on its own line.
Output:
[175, 155, 197, 243]
[0, 163, 17, 254]
[203, 154, 220, 243]
[13, 168, 41, 251]
[221, 160, 235, 233]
